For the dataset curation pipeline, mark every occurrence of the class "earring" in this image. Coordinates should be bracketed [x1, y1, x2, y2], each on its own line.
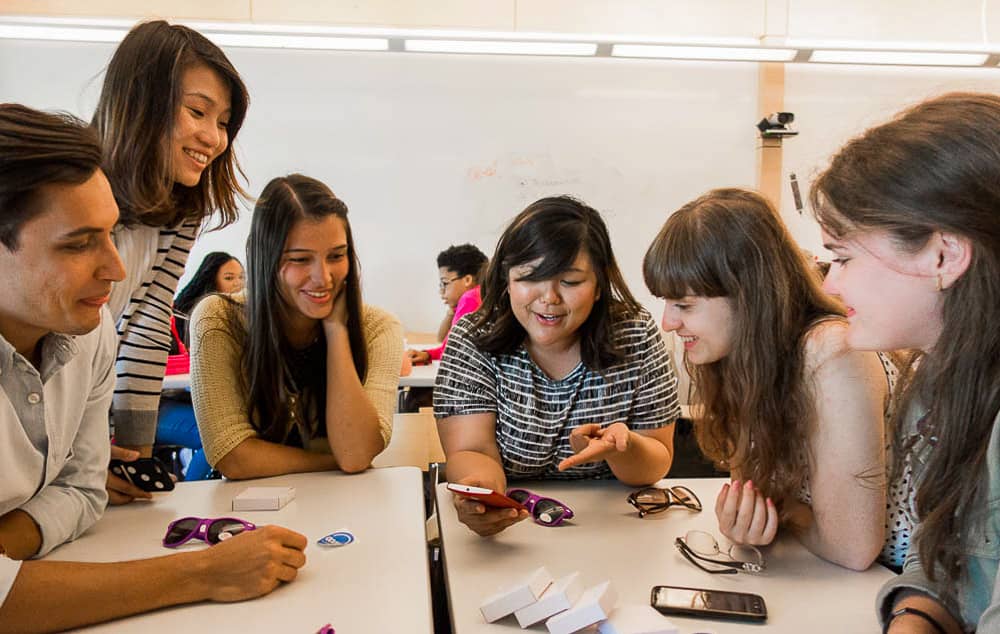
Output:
[935, 274, 943, 292]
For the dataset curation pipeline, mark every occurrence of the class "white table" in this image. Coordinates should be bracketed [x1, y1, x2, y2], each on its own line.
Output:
[400, 360, 439, 388]
[161, 372, 190, 391]
[436, 478, 896, 633]
[53, 468, 434, 633]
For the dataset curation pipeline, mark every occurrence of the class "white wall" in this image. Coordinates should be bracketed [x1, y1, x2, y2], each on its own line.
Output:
[781, 63, 1000, 256]
[5, 35, 1000, 332]
[0, 39, 760, 330]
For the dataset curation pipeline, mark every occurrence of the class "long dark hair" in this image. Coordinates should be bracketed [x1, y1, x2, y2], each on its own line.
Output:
[174, 251, 239, 315]
[811, 92, 1000, 593]
[239, 174, 367, 441]
[472, 196, 640, 370]
[643, 188, 844, 507]
[92, 20, 249, 229]
[0, 104, 101, 249]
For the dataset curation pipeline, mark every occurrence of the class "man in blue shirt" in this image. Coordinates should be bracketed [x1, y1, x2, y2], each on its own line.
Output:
[0, 104, 307, 631]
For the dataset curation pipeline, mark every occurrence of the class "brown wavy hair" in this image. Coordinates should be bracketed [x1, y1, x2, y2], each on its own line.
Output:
[472, 196, 641, 370]
[91, 20, 249, 229]
[643, 188, 844, 509]
[811, 92, 1000, 595]
[0, 104, 102, 249]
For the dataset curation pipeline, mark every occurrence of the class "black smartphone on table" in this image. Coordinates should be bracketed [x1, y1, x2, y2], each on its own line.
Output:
[651, 585, 767, 623]
[109, 457, 175, 492]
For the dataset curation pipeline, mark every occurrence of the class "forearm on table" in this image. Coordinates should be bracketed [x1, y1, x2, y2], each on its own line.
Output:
[444, 450, 507, 491]
[0, 553, 208, 633]
[0, 511, 41, 560]
[886, 591, 964, 634]
[783, 497, 881, 571]
[216, 437, 338, 480]
[606, 430, 673, 487]
[324, 325, 385, 472]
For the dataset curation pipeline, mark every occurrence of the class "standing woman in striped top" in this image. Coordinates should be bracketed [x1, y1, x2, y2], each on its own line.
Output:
[435, 196, 682, 536]
[94, 21, 249, 503]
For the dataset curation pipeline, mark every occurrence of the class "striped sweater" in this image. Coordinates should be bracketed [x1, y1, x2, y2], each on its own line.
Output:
[108, 219, 200, 446]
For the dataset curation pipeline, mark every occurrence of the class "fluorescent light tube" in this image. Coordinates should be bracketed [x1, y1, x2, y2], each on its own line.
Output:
[612, 44, 797, 62]
[208, 33, 388, 51]
[0, 24, 127, 43]
[405, 39, 596, 56]
[810, 49, 988, 66]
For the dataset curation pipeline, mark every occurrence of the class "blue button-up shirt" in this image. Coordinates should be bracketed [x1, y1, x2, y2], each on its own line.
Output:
[0, 308, 115, 605]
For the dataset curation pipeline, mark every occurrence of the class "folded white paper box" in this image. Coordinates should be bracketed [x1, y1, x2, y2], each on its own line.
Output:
[515, 572, 584, 628]
[480, 566, 553, 623]
[232, 486, 295, 511]
[597, 605, 679, 634]
[546, 580, 617, 634]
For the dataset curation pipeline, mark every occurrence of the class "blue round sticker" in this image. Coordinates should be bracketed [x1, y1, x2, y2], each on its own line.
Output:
[318, 530, 355, 547]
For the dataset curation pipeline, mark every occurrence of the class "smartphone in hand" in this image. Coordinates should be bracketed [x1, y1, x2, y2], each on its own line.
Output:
[109, 457, 175, 492]
[446, 483, 525, 510]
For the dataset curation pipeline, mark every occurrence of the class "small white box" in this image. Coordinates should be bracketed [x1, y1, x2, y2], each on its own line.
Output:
[480, 566, 553, 623]
[232, 486, 295, 511]
[597, 605, 679, 634]
[546, 580, 617, 634]
[515, 572, 584, 627]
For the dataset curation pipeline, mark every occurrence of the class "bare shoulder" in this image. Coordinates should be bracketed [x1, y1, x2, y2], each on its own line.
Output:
[804, 320, 886, 404]
[803, 319, 851, 373]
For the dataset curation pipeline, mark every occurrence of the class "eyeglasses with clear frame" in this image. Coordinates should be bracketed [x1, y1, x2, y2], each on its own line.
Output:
[674, 530, 765, 574]
[627, 485, 702, 518]
[438, 277, 461, 291]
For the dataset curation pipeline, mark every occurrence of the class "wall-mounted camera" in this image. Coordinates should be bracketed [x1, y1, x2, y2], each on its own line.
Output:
[756, 112, 798, 138]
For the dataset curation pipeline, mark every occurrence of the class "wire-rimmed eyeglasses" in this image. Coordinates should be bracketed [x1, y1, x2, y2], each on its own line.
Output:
[674, 530, 765, 574]
[438, 277, 461, 291]
[627, 485, 702, 518]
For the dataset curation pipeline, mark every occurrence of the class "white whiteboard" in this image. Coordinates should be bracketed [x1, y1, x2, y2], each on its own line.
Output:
[782, 63, 1000, 257]
[1, 39, 758, 330]
[6, 39, 1000, 332]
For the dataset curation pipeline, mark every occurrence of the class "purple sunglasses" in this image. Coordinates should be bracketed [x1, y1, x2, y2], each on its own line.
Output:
[505, 488, 574, 527]
[163, 516, 256, 548]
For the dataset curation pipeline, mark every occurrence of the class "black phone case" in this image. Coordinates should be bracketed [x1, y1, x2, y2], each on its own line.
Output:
[650, 586, 767, 623]
[109, 457, 175, 492]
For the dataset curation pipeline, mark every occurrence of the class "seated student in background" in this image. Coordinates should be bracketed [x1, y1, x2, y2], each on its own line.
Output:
[406, 243, 488, 365]
[156, 251, 245, 480]
[190, 174, 403, 479]
[0, 104, 306, 632]
[172, 251, 245, 349]
[435, 196, 681, 536]
[643, 188, 899, 571]
[812, 93, 1000, 633]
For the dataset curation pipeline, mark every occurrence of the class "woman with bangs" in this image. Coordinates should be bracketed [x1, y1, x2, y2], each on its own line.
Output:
[189, 174, 402, 479]
[94, 20, 251, 503]
[812, 93, 1000, 633]
[643, 188, 904, 571]
[435, 196, 682, 536]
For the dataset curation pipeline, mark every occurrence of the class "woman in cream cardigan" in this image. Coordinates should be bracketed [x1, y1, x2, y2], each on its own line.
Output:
[190, 174, 402, 479]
